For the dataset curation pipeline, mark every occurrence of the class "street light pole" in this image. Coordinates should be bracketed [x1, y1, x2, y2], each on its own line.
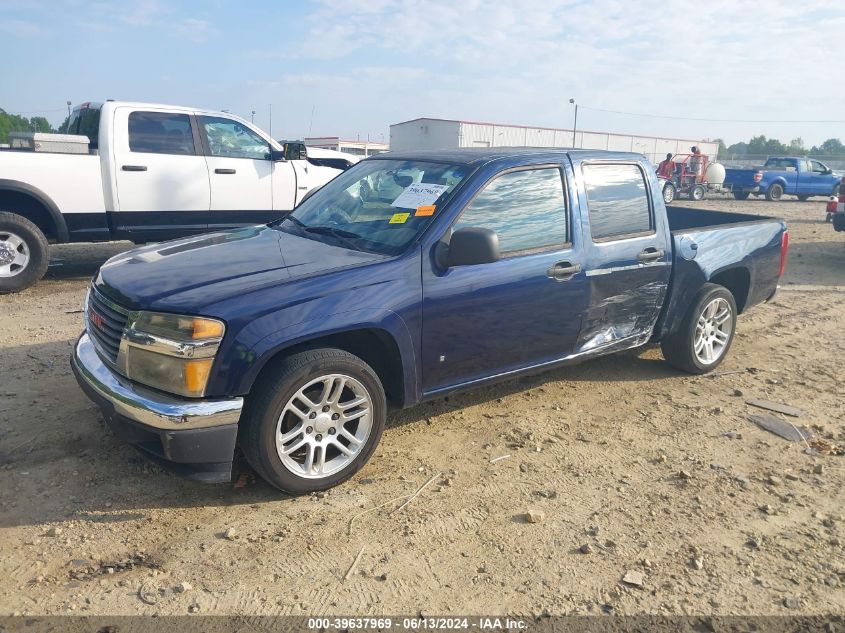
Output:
[251, 110, 256, 124]
[569, 98, 577, 148]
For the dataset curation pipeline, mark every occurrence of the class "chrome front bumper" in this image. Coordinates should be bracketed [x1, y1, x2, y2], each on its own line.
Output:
[72, 333, 243, 431]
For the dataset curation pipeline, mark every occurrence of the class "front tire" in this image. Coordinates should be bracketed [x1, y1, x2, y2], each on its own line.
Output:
[689, 184, 706, 201]
[661, 283, 737, 374]
[765, 183, 784, 202]
[0, 212, 50, 294]
[240, 348, 386, 494]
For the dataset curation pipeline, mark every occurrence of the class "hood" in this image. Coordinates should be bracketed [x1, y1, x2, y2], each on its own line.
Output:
[95, 225, 386, 311]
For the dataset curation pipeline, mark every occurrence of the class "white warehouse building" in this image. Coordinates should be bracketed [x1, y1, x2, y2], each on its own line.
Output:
[389, 117, 718, 165]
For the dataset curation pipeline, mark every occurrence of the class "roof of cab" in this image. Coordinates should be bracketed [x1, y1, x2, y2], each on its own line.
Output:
[368, 147, 647, 167]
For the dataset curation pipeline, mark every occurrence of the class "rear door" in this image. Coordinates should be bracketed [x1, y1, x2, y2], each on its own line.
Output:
[112, 107, 211, 240]
[576, 161, 671, 352]
[421, 162, 588, 393]
[196, 115, 275, 229]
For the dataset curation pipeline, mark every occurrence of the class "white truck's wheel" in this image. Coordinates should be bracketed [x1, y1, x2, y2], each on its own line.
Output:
[0, 212, 50, 293]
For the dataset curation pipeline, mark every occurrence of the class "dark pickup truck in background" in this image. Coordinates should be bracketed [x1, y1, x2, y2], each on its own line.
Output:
[71, 148, 788, 493]
[723, 156, 841, 201]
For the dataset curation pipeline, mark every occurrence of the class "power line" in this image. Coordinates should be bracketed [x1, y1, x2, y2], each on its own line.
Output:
[580, 105, 845, 124]
[6, 108, 69, 115]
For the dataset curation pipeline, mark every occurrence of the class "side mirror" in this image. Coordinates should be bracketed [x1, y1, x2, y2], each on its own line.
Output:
[824, 168, 833, 175]
[442, 227, 500, 268]
[283, 142, 307, 161]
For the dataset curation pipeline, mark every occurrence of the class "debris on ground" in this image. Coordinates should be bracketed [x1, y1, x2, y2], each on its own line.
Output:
[525, 509, 546, 524]
[70, 554, 160, 581]
[222, 528, 237, 540]
[621, 570, 645, 588]
[746, 399, 806, 418]
[749, 414, 812, 442]
[809, 439, 844, 456]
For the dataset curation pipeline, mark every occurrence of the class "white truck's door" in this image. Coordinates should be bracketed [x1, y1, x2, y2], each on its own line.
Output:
[195, 115, 277, 228]
[112, 107, 210, 239]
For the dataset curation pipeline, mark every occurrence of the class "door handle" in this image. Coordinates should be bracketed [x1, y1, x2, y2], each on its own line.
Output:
[637, 248, 665, 262]
[215, 168, 236, 174]
[546, 261, 581, 281]
[122, 165, 147, 172]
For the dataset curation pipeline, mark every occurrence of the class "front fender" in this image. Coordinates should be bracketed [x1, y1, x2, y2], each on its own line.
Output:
[216, 308, 419, 406]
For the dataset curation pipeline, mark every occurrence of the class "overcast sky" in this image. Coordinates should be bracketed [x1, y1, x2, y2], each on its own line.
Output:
[3, 0, 844, 147]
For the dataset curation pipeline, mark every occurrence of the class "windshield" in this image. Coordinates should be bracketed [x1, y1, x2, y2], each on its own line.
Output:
[275, 159, 471, 255]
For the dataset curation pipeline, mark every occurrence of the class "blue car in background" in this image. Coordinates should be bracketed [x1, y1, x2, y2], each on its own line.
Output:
[71, 148, 788, 494]
[723, 156, 842, 201]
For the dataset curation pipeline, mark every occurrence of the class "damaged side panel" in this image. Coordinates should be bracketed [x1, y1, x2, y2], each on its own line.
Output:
[577, 276, 669, 352]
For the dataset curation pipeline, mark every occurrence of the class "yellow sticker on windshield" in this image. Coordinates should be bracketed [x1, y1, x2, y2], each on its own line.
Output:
[389, 212, 410, 224]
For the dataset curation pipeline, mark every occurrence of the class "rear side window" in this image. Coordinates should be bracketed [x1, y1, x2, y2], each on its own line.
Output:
[128, 111, 195, 155]
[454, 167, 568, 254]
[583, 163, 652, 241]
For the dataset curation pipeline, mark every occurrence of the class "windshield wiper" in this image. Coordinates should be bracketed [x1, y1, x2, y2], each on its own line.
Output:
[302, 225, 365, 250]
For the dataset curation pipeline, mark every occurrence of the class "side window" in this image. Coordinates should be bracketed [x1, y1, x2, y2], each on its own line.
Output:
[128, 111, 195, 155]
[199, 116, 270, 160]
[811, 160, 827, 173]
[453, 168, 568, 254]
[583, 163, 653, 241]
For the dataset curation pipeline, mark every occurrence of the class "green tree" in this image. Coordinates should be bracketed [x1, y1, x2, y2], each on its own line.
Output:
[0, 109, 57, 142]
[810, 138, 845, 156]
[787, 137, 806, 155]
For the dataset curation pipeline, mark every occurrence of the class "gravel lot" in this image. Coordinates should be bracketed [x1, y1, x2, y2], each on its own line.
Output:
[0, 197, 843, 617]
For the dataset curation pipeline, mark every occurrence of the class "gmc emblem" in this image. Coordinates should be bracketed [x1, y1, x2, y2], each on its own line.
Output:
[89, 309, 106, 330]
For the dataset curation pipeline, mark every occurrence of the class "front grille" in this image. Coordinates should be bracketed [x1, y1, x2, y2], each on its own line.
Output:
[86, 286, 129, 364]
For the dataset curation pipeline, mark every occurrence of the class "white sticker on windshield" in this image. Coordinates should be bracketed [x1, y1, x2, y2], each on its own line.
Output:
[391, 183, 449, 210]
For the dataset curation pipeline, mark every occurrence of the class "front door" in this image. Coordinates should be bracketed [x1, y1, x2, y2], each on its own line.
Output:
[197, 115, 275, 229]
[421, 165, 587, 393]
[112, 107, 211, 240]
[577, 162, 671, 352]
[809, 159, 833, 196]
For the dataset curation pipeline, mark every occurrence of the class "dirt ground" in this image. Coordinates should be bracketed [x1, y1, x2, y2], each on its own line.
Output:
[0, 197, 843, 618]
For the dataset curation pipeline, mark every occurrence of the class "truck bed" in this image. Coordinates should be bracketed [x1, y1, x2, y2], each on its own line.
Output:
[666, 205, 777, 233]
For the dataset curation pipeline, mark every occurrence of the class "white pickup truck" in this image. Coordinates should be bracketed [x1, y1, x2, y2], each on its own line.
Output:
[0, 100, 347, 292]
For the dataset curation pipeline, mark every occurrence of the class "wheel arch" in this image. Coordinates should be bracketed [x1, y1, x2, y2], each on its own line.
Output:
[246, 327, 408, 409]
[0, 180, 68, 243]
[709, 266, 751, 313]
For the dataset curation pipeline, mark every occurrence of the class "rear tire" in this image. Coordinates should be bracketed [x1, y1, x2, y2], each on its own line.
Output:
[240, 348, 386, 494]
[765, 183, 784, 202]
[733, 192, 750, 200]
[0, 212, 50, 294]
[662, 182, 676, 204]
[661, 283, 737, 375]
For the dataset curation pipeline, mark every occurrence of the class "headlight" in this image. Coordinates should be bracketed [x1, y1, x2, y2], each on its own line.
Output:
[122, 312, 225, 398]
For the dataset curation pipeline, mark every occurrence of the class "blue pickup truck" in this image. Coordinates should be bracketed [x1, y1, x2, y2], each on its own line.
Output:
[723, 156, 842, 201]
[71, 149, 788, 493]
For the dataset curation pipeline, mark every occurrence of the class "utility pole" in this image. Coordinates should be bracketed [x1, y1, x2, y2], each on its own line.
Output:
[569, 98, 578, 148]
[269, 104, 273, 138]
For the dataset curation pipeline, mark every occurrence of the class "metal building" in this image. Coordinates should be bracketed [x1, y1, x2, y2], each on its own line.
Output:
[389, 118, 719, 165]
[304, 136, 389, 157]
